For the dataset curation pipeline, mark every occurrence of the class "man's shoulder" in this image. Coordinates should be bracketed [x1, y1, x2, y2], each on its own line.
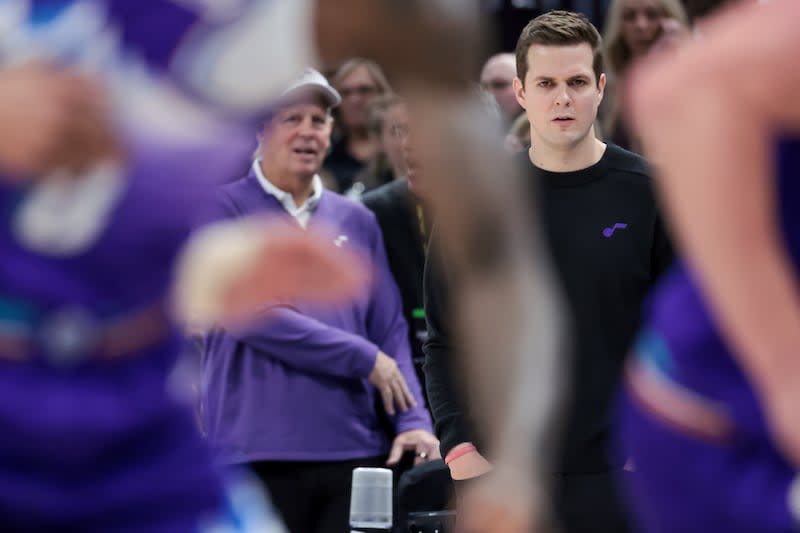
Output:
[362, 179, 409, 212]
[219, 173, 256, 198]
[323, 189, 376, 219]
[604, 143, 651, 179]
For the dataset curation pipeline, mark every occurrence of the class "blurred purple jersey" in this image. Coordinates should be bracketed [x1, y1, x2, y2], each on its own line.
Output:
[0, 0, 313, 529]
[617, 138, 800, 533]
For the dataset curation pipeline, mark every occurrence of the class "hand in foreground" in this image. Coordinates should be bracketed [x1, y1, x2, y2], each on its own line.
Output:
[0, 62, 117, 180]
[174, 218, 367, 327]
[456, 474, 542, 533]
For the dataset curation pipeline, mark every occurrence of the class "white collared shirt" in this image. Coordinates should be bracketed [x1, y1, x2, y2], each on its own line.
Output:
[252, 159, 323, 228]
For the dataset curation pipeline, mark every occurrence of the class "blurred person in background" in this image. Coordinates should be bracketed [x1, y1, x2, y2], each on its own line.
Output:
[617, 0, 800, 531]
[362, 94, 431, 398]
[348, 93, 406, 199]
[323, 58, 392, 194]
[600, 0, 688, 151]
[480, 53, 524, 125]
[0, 1, 368, 531]
[202, 68, 438, 533]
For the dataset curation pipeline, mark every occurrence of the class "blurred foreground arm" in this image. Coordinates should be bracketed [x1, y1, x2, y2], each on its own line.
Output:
[0, 62, 119, 182]
[628, 0, 800, 465]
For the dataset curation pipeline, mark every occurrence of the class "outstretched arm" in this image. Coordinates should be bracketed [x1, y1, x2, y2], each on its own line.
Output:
[629, 0, 800, 463]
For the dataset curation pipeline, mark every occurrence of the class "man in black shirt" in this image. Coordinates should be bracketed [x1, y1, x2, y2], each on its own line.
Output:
[424, 10, 672, 533]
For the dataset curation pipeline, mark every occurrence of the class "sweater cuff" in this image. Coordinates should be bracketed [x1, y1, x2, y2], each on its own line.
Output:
[395, 406, 434, 435]
[349, 336, 380, 378]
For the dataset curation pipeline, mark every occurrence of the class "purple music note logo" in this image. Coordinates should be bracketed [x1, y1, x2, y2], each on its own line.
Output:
[603, 223, 628, 238]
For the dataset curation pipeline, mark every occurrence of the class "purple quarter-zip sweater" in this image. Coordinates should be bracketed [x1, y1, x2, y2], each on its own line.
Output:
[202, 170, 432, 463]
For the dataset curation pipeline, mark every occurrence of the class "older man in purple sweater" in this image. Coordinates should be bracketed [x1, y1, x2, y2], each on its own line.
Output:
[202, 69, 437, 533]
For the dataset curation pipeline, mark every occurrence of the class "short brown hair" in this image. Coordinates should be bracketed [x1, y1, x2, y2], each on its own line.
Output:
[515, 10, 604, 87]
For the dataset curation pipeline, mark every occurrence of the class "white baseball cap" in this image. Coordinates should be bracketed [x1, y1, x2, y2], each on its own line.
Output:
[278, 67, 341, 110]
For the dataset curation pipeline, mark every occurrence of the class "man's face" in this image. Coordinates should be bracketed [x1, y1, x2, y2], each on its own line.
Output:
[335, 65, 380, 131]
[513, 43, 605, 152]
[380, 102, 411, 178]
[480, 55, 522, 120]
[260, 99, 333, 177]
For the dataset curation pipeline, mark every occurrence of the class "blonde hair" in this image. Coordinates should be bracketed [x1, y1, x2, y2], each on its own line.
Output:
[331, 58, 392, 95]
[603, 0, 689, 77]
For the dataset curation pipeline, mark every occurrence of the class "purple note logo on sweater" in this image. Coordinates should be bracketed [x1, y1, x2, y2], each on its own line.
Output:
[603, 223, 628, 238]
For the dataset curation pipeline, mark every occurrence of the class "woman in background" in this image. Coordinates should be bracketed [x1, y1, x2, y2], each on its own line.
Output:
[600, 0, 688, 152]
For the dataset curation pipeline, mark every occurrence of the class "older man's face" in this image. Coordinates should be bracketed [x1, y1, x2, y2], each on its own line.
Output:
[481, 55, 523, 120]
[261, 99, 333, 177]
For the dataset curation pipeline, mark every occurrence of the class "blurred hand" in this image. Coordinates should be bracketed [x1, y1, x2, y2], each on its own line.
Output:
[369, 351, 418, 416]
[457, 488, 533, 533]
[386, 429, 440, 466]
[0, 62, 118, 181]
[174, 219, 367, 327]
[451, 463, 553, 533]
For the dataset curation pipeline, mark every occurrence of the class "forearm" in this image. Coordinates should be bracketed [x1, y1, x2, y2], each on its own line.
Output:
[233, 306, 378, 379]
[422, 248, 476, 454]
[633, 0, 800, 402]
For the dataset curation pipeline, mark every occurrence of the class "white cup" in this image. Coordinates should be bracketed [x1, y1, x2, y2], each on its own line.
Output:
[349, 467, 393, 530]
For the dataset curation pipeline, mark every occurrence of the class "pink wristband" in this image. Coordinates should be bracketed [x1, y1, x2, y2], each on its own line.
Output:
[444, 443, 477, 465]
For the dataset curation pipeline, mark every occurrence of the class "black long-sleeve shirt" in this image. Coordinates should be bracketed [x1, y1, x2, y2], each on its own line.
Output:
[423, 143, 673, 474]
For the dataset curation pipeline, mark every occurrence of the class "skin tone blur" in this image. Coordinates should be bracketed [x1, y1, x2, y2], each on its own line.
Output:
[0, 62, 121, 181]
[480, 53, 523, 121]
[315, 3, 562, 530]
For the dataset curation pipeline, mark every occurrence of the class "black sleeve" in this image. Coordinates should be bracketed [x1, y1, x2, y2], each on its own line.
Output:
[422, 236, 476, 457]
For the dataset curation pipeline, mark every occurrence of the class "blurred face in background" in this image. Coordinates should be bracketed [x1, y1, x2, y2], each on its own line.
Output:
[380, 101, 411, 178]
[335, 65, 380, 132]
[480, 54, 523, 120]
[260, 95, 333, 178]
[381, 106, 421, 197]
[620, 0, 667, 57]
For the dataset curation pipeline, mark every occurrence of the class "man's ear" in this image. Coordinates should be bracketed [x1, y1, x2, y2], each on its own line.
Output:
[513, 76, 527, 110]
[597, 72, 607, 104]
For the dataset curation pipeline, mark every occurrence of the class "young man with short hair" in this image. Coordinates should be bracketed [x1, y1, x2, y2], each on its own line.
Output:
[424, 10, 673, 533]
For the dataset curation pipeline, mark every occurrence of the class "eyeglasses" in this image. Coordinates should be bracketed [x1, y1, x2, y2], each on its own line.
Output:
[338, 85, 378, 99]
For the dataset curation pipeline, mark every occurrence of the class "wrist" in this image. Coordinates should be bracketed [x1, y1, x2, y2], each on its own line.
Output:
[444, 442, 477, 465]
[447, 448, 493, 481]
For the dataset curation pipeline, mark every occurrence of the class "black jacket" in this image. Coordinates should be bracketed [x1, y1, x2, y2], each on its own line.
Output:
[362, 179, 429, 395]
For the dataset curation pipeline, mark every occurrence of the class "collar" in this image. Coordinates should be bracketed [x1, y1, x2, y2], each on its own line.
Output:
[252, 159, 323, 215]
